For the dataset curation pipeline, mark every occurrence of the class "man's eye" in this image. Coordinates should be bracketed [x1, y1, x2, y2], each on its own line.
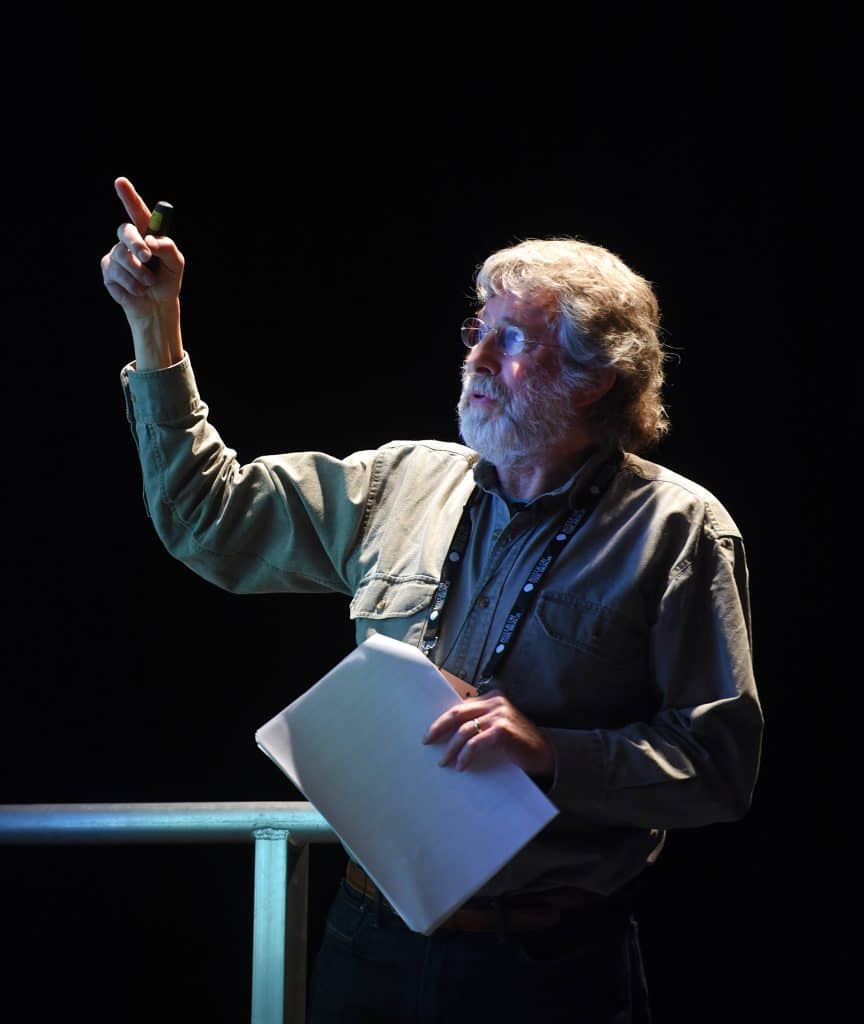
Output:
[502, 326, 525, 350]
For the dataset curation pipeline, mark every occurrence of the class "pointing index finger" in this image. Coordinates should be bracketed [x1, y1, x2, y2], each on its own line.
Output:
[114, 176, 152, 235]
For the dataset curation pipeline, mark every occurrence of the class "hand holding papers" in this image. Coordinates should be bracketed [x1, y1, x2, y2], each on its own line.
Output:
[255, 633, 558, 935]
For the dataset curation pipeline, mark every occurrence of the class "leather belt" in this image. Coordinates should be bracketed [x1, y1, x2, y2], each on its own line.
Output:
[345, 860, 563, 933]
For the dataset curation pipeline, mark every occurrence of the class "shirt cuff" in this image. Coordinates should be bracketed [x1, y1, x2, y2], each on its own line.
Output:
[542, 727, 607, 813]
[120, 352, 202, 424]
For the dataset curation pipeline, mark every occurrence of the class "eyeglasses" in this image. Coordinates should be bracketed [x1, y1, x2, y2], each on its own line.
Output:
[460, 317, 558, 358]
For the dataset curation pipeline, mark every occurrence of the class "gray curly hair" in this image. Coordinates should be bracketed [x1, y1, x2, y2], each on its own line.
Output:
[475, 237, 670, 452]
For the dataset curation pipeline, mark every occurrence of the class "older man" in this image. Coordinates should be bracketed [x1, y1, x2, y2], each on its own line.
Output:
[103, 177, 762, 1023]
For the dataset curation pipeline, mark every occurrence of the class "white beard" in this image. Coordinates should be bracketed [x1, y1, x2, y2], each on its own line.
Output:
[457, 369, 577, 466]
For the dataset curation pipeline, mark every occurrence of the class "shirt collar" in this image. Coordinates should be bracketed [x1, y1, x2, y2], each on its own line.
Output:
[472, 443, 620, 510]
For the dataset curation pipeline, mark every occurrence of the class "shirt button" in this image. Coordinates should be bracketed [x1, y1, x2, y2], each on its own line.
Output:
[478, 597, 490, 609]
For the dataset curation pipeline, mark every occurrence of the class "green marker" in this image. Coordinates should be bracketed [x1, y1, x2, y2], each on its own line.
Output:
[145, 201, 174, 273]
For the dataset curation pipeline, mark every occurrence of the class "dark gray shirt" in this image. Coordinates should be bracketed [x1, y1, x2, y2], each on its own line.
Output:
[122, 354, 763, 898]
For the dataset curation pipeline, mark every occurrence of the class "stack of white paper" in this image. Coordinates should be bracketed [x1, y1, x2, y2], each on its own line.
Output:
[255, 633, 558, 935]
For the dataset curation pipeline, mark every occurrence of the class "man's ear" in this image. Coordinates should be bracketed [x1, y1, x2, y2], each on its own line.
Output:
[571, 366, 617, 410]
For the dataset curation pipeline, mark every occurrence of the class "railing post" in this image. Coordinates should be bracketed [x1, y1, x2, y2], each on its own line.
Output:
[251, 828, 309, 1024]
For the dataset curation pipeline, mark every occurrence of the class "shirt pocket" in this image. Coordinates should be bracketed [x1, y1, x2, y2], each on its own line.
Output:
[534, 591, 644, 665]
[349, 573, 438, 646]
[515, 591, 652, 725]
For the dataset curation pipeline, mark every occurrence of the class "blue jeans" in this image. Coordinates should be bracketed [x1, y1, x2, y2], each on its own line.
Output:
[307, 881, 651, 1023]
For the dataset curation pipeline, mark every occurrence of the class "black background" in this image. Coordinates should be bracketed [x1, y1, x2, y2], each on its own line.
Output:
[0, 4, 848, 1021]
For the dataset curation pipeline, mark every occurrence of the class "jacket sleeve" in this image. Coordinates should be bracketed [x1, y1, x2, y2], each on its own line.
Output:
[121, 354, 374, 596]
[543, 506, 764, 830]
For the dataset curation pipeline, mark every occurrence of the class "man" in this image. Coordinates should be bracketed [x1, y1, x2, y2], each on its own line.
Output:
[102, 177, 762, 1022]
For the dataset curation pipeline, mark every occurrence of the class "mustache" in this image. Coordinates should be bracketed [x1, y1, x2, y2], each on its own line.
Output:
[460, 373, 509, 403]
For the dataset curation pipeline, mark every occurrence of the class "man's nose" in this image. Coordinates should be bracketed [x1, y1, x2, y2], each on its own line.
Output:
[465, 328, 501, 374]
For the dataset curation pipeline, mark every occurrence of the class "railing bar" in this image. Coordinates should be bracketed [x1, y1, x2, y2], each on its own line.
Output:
[0, 803, 339, 845]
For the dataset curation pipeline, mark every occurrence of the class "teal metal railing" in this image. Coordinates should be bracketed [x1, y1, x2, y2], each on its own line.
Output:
[0, 803, 338, 1024]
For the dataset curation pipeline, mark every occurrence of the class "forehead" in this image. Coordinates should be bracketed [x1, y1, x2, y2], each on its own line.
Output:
[480, 291, 553, 331]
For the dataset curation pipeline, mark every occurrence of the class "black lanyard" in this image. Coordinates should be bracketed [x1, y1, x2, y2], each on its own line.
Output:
[419, 452, 622, 688]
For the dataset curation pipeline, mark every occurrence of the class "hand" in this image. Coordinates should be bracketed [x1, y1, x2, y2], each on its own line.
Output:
[100, 177, 185, 369]
[423, 688, 555, 777]
[101, 177, 184, 315]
